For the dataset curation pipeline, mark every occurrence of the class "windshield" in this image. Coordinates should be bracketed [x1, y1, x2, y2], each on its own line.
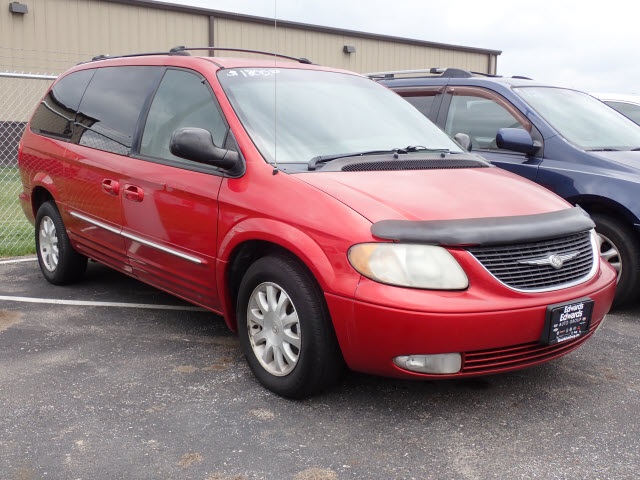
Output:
[515, 87, 640, 151]
[218, 68, 462, 165]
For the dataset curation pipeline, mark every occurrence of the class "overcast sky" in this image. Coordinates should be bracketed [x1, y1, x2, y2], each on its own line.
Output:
[164, 0, 638, 94]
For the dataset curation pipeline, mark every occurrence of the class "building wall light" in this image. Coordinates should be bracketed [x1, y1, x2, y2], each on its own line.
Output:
[343, 45, 356, 54]
[9, 2, 28, 14]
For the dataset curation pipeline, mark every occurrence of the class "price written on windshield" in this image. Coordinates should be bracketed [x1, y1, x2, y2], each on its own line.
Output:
[226, 69, 280, 78]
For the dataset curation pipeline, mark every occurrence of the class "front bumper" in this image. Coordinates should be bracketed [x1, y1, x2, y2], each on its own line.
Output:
[326, 262, 617, 379]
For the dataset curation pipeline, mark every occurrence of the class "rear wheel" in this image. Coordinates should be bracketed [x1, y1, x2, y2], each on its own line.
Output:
[591, 213, 640, 307]
[236, 254, 345, 398]
[35, 201, 87, 285]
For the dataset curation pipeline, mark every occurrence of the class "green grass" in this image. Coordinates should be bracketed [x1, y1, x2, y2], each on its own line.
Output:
[0, 167, 35, 257]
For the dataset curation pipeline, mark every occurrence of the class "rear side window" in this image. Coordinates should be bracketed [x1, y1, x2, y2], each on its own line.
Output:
[140, 69, 228, 162]
[73, 66, 163, 155]
[29, 69, 94, 140]
[403, 95, 436, 118]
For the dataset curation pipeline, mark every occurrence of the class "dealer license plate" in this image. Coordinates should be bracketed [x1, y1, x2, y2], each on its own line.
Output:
[541, 298, 594, 345]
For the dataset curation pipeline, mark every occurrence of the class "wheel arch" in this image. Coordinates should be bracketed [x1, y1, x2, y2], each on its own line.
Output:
[30, 185, 55, 219]
[216, 219, 343, 332]
[569, 194, 640, 235]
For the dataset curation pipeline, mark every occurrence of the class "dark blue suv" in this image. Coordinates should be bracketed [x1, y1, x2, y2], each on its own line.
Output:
[376, 68, 640, 306]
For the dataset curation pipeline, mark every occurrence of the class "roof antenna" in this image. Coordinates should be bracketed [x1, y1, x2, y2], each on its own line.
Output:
[272, 0, 279, 175]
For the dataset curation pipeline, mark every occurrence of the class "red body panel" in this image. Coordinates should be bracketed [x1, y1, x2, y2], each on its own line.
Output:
[119, 158, 223, 310]
[296, 167, 570, 223]
[327, 264, 616, 377]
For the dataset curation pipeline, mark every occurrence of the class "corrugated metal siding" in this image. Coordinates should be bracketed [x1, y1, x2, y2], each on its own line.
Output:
[0, 0, 209, 74]
[2, 0, 496, 74]
[1, 0, 498, 117]
[214, 18, 494, 74]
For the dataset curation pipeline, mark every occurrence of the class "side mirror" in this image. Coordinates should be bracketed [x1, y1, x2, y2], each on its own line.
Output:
[453, 132, 472, 151]
[170, 127, 241, 172]
[496, 128, 537, 155]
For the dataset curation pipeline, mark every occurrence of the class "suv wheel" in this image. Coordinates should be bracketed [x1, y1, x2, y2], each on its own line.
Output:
[592, 213, 640, 307]
[236, 254, 345, 398]
[35, 201, 87, 285]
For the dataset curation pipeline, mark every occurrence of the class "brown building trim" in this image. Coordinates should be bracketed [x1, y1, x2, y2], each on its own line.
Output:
[208, 14, 215, 56]
[104, 0, 502, 56]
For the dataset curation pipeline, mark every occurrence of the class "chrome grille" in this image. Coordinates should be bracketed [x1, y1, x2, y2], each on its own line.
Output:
[466, 231, 596, 291]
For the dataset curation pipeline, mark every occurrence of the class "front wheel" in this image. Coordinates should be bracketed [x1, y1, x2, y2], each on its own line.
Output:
[236, 254, 345, 398]
[35, 201, 87, 285]
[592, 213, 640, 307]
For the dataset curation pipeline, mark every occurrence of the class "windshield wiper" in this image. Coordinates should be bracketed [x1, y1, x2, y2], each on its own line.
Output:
[308, 149, 407, 170]
[308, 146, 452, 170]
[403, 145, 451, 154]
[586, 148, 622, 152]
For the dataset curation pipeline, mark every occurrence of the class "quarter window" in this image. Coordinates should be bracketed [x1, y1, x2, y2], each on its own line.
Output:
[29, 69, 94, 140]
[73, 66, 163, 155]
[140, 69, 228, 163]
[401, 91, 439, 119]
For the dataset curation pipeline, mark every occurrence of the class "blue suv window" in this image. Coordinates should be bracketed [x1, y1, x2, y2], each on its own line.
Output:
[445, 94, 526, 150]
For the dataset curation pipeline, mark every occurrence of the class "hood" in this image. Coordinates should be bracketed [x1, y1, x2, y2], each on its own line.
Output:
[589, 149, 640, 172]
[296, 166, 570, 224]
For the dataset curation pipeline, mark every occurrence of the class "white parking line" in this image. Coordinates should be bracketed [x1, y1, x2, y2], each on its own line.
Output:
[0, 257, 37, 265]
[0, 295, 206, 311]
[0, 257, 206, 311]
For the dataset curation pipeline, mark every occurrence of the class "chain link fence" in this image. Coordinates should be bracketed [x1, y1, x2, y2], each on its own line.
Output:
[0, 72, 57, 257]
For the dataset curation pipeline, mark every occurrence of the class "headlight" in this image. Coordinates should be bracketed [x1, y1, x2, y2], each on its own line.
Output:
[348, 243, 468, 290]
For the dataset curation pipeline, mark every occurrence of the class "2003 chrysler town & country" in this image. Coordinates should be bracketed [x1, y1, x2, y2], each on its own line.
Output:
[18, 48, 616, 398]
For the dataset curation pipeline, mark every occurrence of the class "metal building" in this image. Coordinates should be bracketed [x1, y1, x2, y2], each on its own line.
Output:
[1, 0, 501, 75]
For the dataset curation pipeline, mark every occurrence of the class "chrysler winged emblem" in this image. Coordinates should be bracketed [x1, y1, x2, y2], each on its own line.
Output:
[518, 252, 579, 270]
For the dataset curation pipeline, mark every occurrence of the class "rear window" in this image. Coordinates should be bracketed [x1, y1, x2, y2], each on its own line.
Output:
[73, 66, 163, 155]
[29, 69, 94, 140]
[605, 101, 640, 125]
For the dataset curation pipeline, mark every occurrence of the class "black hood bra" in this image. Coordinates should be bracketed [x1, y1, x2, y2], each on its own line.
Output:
[371, 206, 595, 247]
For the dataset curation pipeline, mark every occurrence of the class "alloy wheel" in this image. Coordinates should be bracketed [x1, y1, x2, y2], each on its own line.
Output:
[597, 233, 622, 283]
[38, 215, 59, 272]
[247, 282, 301, 377]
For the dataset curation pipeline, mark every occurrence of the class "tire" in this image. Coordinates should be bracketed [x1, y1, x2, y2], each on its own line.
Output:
[591, 213, 640, 307]
[236, 254, 345, 398]
[35, 201, 87, 285]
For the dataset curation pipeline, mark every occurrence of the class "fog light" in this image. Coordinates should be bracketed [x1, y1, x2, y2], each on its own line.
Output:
[394, 353, 462, 374]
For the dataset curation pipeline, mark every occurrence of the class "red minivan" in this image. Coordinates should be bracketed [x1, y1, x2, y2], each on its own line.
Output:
[18, 49, 616, 398]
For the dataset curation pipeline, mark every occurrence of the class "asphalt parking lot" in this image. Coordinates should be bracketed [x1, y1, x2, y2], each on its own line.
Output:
[1, 257, 639, 480]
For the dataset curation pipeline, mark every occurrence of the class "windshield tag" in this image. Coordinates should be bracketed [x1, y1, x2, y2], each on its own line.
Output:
[227, 69, 280, 78]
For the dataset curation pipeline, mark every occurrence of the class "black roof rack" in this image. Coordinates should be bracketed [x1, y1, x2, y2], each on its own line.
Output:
[88, 46, 311, 64]
[366, 67, 495, 79]
[366, 67, 532, 81]
[169, 46, 312, 64]
[90, 50, 190, 62]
